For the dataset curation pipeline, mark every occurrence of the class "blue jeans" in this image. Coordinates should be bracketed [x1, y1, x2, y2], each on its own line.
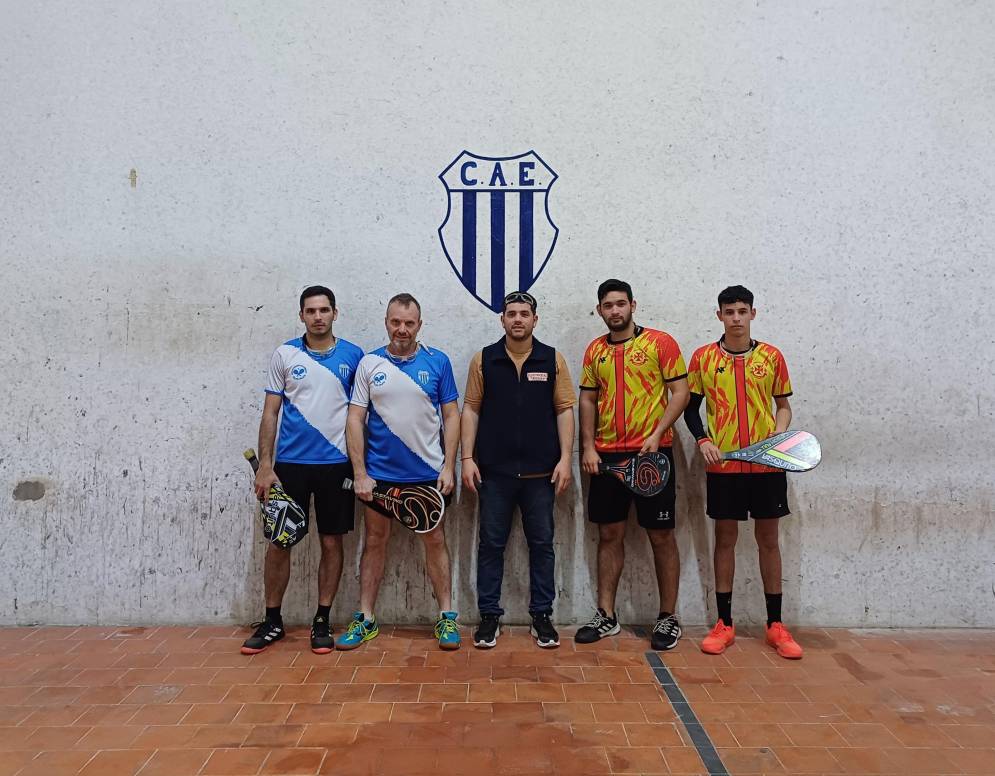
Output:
[476, 474, 555, 617]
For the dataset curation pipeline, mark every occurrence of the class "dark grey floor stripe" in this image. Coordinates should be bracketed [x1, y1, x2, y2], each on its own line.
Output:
[645, 651, 730, 776]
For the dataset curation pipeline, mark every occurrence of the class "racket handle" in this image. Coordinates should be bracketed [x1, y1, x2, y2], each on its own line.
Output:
[244, 448, 260, 473]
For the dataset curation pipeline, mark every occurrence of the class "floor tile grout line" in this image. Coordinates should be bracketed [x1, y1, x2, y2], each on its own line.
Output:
[645, 651, 730, 776]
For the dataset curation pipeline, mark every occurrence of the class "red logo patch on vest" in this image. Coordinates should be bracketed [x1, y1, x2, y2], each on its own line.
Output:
[629, 350, 647, 365]
[751, 363, 767, 379]
[526, 372, 548, 382]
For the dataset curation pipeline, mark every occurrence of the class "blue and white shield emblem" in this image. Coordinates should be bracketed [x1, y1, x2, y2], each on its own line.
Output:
[439, 151, 558, 313]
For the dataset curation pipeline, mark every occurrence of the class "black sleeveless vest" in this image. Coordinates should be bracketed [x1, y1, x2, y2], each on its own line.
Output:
[476, 336, 559, 477]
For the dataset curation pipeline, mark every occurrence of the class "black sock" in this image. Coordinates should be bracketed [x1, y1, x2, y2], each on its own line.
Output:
[716, 592, 732, 626]
[315, 605, 331, 622]
[765, 593, 782, 626]
[265, 606, 283, 626]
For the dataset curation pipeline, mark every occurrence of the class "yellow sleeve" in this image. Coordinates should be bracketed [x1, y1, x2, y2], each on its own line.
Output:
[579, 342, 598, 390]
[687, 349, 703, 394]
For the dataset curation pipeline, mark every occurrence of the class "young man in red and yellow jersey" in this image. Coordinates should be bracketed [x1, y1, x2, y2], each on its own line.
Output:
[576, 279, 690, 651]
[684, 285, 802, 659]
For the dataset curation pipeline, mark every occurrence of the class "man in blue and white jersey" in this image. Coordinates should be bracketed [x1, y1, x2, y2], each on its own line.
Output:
[336, 293, 463, 650]
[241, 285, 364, 657]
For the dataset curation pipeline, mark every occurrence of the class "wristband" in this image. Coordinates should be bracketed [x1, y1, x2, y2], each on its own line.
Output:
[696, 437, 713, 447]
[460, 456, 474, 460]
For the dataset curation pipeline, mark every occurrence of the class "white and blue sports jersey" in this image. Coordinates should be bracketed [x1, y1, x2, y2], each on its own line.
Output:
[265, 337, 364, 465]
[351, 345, 460, 482]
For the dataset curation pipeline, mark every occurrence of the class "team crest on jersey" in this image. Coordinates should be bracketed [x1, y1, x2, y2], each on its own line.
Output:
[291, 365, 308, 380]
[751, 363, 767, 379]
[438, 151, 558, 313]
[417, 370, 430, 385]
[339, 364, 351, 380]
[372, 371, 387, 387]
[629, 350, 648, 366]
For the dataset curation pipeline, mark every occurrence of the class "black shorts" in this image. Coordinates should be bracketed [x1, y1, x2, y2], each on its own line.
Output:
[706, 472, 790, 521]
[365, 478, 453, 519]
[273, 461, 355, 536]
[588, 448, 676, 530]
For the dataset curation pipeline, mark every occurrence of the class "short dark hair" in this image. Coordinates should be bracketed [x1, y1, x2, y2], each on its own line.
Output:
[300, 285, 335, 310]
[387, 292, 422, 316]
[597, 278, 633, 303]
[717, 285, 754, 308]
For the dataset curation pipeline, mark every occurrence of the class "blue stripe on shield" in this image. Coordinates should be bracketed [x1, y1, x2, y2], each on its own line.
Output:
[490, 191, 505, 306]
[461, 191, 476, 293]
[519, 191, 534, 293]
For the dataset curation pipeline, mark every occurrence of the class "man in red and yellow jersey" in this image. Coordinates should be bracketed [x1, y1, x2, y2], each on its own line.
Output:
[684, 285, 802, 660]
[576, 279, 690, 651]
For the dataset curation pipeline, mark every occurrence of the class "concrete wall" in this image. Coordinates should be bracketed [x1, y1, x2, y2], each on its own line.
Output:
[1, 1, 993, 628]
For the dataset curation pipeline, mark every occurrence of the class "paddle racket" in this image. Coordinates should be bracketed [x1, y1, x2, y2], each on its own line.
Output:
[598, 451, 671, 496]
[243, 449, 308, 548]
[344, 479, 445, 533]
[722, 430, 822, 471]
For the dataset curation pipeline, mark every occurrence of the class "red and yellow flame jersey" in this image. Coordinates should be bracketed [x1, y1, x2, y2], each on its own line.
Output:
[687, 340, 792, 473]
[580, 326, 687, 452]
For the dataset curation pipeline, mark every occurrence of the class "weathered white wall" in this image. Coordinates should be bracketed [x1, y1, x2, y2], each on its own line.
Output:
[1, 1, 993, 628]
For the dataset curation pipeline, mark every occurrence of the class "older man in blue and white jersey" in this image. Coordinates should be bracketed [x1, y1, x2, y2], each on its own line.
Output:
[337, 292, 463, 650]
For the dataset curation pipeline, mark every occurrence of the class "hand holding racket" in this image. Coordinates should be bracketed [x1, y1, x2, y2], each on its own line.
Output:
[598, 451, 671, 496]
[345, 477, 446, 534]
[721, 430, 821, 471]
[243, 449, 308, 549]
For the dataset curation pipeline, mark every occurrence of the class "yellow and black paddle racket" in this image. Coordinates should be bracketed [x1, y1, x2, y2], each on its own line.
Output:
[722, 430, 822, 471]
[243, 449, 308, 548]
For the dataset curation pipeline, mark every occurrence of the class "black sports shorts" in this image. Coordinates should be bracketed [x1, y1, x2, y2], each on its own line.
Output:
[273, 461, 355, 536]
[706, 472, 790, 521]
[363, 478, 453, 518]
[588, 448, 676, 530]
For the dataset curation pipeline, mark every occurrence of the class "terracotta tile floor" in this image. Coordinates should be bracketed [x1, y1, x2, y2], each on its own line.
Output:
[1, 624, 994, 775]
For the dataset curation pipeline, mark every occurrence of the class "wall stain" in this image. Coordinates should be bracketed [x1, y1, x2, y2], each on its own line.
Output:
[13, 481, 45, 501]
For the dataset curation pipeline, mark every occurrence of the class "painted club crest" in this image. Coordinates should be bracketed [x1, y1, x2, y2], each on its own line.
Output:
[439, 151, 558, 313]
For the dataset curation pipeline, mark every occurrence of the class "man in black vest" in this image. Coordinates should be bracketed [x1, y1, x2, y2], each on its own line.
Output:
[460, 291, 576, 649]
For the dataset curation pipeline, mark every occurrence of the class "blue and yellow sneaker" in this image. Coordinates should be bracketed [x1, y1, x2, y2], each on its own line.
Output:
[435, 611, 461, 650]
[335, 612, 378, 650]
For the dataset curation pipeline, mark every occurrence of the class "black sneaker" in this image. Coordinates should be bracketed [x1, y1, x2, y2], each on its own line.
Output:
[530, 613, 560, 649]
[473, 614, 500, 648]
[310, 616, 334, 655]
[240, 619, 285, 655]
[650, 613, 682, 651]
[574, 608, 621, 644]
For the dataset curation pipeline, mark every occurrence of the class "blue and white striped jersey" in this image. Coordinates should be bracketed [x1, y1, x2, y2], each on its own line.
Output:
[351, 345, 459, 483]
[265, 337, 364, 465]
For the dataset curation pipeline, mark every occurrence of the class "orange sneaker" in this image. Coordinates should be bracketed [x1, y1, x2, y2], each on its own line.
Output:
[766, 622, 803, 659]
[700, 620, 735, 655]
